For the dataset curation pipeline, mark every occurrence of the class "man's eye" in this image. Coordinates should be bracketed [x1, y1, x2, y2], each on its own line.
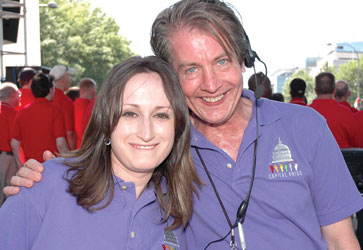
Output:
[155, 113, 170, 119]
[217, 59, 226, 65]
[187, 67, 196, 73]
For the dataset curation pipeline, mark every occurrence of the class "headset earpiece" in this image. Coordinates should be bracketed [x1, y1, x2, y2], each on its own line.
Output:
[241, 28, 256, 68]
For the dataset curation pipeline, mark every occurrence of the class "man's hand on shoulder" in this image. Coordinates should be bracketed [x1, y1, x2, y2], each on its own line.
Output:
[3, 150, 54, 197]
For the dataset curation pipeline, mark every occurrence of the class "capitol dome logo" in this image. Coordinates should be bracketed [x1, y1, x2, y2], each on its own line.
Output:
[268, 138, 302, 179]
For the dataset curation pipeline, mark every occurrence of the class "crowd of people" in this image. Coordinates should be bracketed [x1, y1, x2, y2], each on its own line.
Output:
[249, 71, 363, 148]
[0, 0, 362, 249]
[0, 65, 96, 205]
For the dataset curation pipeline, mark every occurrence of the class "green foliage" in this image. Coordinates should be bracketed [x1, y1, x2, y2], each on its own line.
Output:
[335, 57, 362, 106]
[282, 69, 315, 105]
[39, 0, 135, 88]
[320, 62, 336, 74]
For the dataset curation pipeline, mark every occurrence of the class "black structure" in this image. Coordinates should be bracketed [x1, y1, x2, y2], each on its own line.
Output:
[2, 0, 20, 44]
[341, 148, 363, 247]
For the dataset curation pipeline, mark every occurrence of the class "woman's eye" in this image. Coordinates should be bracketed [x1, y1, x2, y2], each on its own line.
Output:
[155, 113, 170, 119]
[122, 111, 137, 118]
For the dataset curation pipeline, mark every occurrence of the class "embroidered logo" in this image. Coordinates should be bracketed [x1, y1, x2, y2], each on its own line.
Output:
[162, 229, 180, 250]
[268, 138, 302, 179]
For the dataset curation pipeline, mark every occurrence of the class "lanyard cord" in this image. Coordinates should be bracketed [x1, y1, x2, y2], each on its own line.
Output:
[195, 97, 259, 250]
[195, 147, 234, 230]
[195, 147, 237, 250]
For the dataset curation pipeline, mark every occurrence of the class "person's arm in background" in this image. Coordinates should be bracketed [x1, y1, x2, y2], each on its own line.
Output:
[321, 216, 360, 250]
[10, 138, 23, 169]
[2, 151, 53, 196]
[56, 137, 69, 154]
[66, 130, 77, 150]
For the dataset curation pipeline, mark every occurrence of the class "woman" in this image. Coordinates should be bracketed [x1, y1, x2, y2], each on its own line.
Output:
[0, 56, 201, 250]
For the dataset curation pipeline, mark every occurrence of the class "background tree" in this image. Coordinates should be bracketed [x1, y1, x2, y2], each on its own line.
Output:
[39, 0, 135, 88]
[283, 69, 315, 104]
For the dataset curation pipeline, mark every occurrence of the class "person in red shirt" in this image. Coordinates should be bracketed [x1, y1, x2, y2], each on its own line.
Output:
[289, 78, 307, 105]
[334, 80, 359, 113]
[309, 72, 359, 148]
[49, 65, 77, 150]
[0, 82, 20, 205]
[74, 78, 97, 148]
[11, 73, 69, 167]
[16, 67, 36, 111]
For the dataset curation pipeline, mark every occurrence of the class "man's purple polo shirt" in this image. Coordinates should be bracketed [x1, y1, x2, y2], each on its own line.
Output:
[0, 158, 185, 250]
[186, 90, 363, 250]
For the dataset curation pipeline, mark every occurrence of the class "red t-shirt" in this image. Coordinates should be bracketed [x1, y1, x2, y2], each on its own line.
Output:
[74, 98, 90, 149]
[309, 99, 360, 148]
[12, 98, 66, 162]
[81, 97, 96, 137]
[290, 98, 306, 106]
[16, 88, 35, 111]
[0, 102, 16, 152]
[52, 88, 75, 132]
[354, 110, 363, 147]
[339, 101, 358, 113]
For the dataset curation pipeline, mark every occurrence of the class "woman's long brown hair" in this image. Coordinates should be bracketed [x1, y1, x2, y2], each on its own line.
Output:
[62, 56, 201, 229]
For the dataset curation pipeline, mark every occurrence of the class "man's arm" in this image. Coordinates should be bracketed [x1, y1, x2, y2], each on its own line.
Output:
[2, 151, 53, 197]
[56, 137, 69, 154]
[10, 138, 23, 169]
[321, 216, 360, 250]
[66, 130, 77, 150]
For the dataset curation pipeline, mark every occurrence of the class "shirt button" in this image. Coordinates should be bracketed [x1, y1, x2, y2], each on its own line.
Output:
[121, 185, 128, 190]
[226, 163, 232, 169]
[130, 231, 135, 238]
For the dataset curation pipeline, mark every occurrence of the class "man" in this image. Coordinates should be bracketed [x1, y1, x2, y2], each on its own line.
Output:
[247, 71, 273, 99]
[0, 82, 20, 205]
[334, 80, 359, 113]
[16, 67, 36, 111]
[74, 78, 97, 148]
[289, 77, 307, 105]
[11, 73, 69, 166]
[5, 1, 363, 249]
[49, 65, 77, 150]
[309, 72, 360, 148]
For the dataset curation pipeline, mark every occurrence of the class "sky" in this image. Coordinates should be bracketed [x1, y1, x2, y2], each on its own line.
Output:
[89, 0, 363, 79]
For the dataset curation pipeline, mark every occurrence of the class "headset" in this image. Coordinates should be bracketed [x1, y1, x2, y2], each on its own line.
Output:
[194, 1, 268, 249]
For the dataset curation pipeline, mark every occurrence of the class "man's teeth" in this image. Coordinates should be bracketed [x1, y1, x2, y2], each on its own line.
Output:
[203, 94, 224, 103]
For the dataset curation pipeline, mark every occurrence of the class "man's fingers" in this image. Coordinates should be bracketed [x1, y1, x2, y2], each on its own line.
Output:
[23, 159, 44, 173]
[43, 150, 55, 161]
[3, 186, 20, 197]
[10, 175, 35, 188]
[17, 165, 42, 182]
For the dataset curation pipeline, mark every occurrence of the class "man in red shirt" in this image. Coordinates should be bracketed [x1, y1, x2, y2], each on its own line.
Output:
[0, 82, 20, 205]
[16, 67, 36, 111]
[49, 65, 77, 150]
[11, 73, 69, 166]
[334, 80, 359, 113]
[309, 72, 359, 148]
[289, 78, 307, 106]
[74, 78, 97, 148]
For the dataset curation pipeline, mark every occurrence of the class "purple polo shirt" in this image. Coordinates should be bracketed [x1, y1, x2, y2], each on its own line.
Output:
[186, 90, 363, 250]
[0, 158, 185, 250]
